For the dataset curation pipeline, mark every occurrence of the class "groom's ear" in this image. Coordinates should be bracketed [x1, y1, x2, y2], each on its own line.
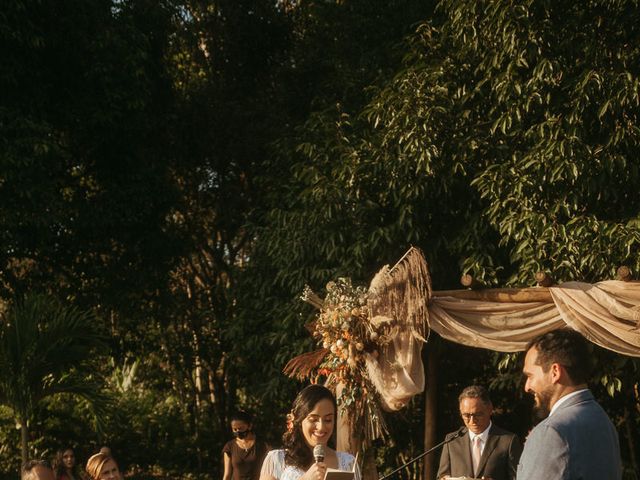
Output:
[550, 362, 562, 383]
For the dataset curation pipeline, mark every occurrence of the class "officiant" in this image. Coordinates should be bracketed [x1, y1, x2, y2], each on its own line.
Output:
[437, 385, 522, 480]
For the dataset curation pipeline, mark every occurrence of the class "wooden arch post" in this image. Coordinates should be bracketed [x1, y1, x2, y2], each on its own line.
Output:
[336, 383, 379, 480]
[336, 383, 359, 453]
[423, 345, 438, 480]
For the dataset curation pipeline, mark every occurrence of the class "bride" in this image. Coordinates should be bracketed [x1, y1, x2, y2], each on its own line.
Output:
[260, 385, 360, 480]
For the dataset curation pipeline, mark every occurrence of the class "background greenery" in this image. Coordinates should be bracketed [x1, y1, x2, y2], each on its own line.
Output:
[1, 0, 638, 478]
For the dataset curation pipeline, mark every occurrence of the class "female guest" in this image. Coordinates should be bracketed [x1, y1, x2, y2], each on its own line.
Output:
[223, 411, 269, 480]
[53, 447, 86, 480]
[260, 385, 360, 480]
[85, 452, 122, 480]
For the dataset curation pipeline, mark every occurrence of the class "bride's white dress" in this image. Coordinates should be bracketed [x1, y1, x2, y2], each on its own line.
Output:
[261, 449, 360, 480]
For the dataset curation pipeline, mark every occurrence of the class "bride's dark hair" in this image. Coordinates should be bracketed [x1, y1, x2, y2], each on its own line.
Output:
[283, 384, 337, 470]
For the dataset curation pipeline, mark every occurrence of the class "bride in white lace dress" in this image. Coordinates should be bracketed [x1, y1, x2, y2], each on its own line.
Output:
[260, 385, 361, 480]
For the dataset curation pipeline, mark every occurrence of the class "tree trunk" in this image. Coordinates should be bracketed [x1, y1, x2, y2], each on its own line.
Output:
[19, 418, 29, 466]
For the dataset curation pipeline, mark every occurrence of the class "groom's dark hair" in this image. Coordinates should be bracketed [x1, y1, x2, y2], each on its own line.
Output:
[526, 329, 591, 384]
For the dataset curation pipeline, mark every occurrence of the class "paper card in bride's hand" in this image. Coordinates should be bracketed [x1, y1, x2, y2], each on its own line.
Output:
[323, 469, 355, 480]
[323, 452, 358, 480]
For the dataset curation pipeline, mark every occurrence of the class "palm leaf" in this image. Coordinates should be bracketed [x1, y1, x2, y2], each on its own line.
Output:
[283, 348, 329, 380]
[0, 293, 110, 456]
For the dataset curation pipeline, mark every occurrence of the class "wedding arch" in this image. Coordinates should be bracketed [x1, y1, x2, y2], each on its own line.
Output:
[284, 247, 640, 477]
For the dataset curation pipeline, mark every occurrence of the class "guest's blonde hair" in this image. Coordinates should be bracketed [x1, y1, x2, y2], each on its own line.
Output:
[85, 452, 117, 480]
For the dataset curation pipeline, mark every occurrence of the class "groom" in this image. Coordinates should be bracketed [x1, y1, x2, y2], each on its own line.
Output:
[517, 329, 622, 479]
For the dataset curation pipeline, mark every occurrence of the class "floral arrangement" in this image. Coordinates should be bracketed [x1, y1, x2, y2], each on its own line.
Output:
[285, 247, 431, 448]
[293, 277, 394, 445]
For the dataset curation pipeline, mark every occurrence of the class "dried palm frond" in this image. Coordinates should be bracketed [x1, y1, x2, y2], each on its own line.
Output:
[368, 246, 431, 340]
[283, 348, 329, 380]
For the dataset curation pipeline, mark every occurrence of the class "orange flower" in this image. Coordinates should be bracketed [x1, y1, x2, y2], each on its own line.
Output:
[286, 412, 294, 432]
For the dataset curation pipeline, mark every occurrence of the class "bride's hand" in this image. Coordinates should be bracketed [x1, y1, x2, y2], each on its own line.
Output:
[302, 462, 327, 480]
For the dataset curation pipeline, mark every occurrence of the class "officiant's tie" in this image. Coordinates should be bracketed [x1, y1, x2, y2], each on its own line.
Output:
[472, 436, 482, 476]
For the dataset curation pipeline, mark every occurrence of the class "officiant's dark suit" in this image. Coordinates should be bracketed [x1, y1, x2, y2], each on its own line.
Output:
[437, 386, 522, 480]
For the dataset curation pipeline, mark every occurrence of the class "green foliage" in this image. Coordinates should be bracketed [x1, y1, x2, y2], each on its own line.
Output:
[232, 0, 439, 444]
[0, 0, 182, 308]
[249, 0, 640, 474]
[0, 293, 108, 463]
[2, 0, 640, 477]
[428, 0, 640, 284]
[102, 373, 207, 474]
[0, 406, 20, 474]
[0, 294, 107, 414]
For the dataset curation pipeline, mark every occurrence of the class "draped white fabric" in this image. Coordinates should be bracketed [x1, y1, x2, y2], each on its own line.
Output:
[429, 281, 640, 356]
[364, 330, 425, 411]
[364, 247, 430, 413]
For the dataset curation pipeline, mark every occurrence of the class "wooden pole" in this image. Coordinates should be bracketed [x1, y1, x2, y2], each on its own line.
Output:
[336, 384, 379, 480]
[535, 271, 554, 287]
[435, 279, 640, 302]
[617, 265, 632, 281]
[460, 274, 482, 289]
[423, 346, 438, 480]
[336, 383, 358, 454]
[432, 287, 552, 303]
[623, 406, 638, 476]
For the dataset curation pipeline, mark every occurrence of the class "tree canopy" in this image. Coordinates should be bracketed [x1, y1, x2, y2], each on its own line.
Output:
[1, 0, 638, 477]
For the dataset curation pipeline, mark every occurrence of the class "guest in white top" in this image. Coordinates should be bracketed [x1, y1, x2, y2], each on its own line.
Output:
[260, 385, 360, 480]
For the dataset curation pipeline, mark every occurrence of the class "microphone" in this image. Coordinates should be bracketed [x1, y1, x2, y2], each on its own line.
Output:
[313, 444, 325, 463]
[450, 426, 468, 440]
[378, 426, 468, 480]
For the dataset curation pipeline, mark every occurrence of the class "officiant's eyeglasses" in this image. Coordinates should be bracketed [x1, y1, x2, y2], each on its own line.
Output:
[461, 413, 485, 420]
